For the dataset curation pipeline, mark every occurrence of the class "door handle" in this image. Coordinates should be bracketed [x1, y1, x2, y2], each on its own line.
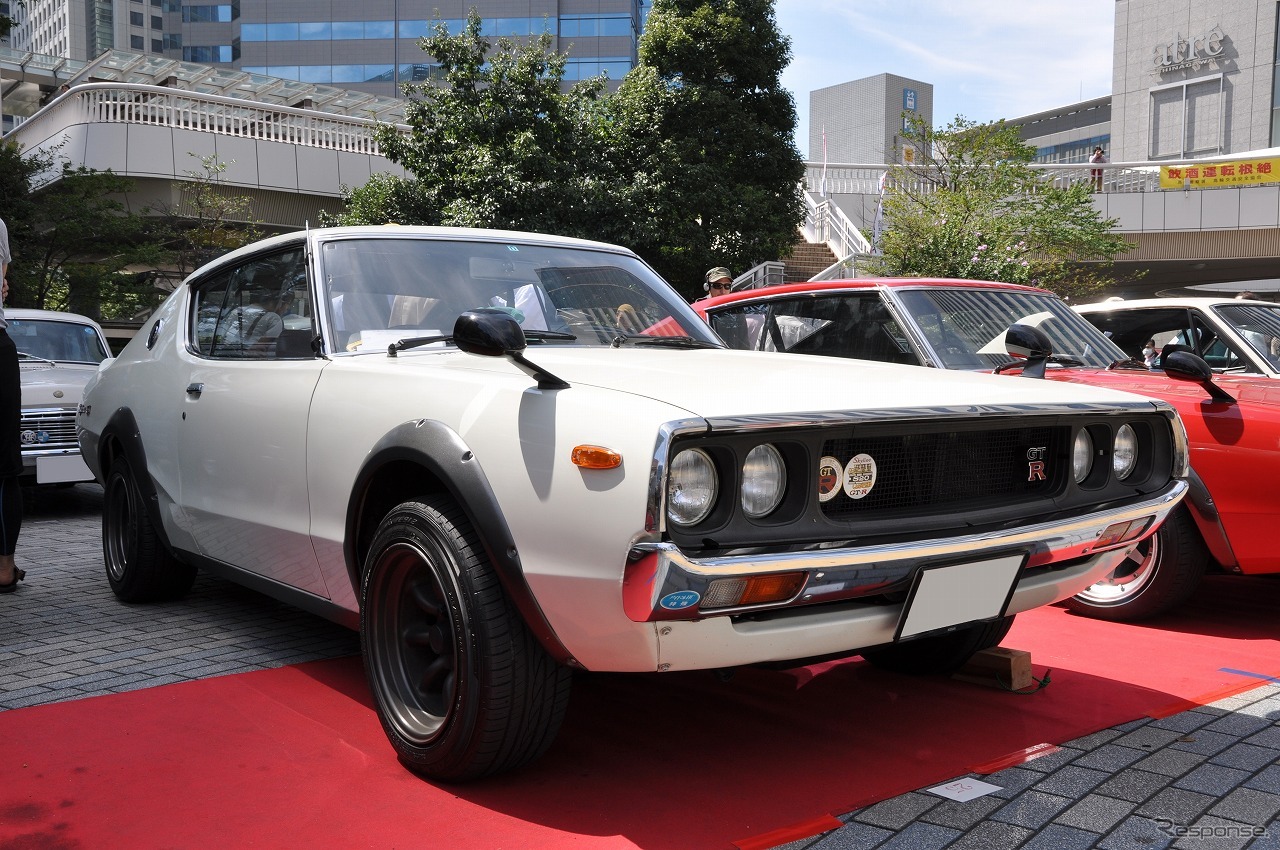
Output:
[186, 382, 204, 397]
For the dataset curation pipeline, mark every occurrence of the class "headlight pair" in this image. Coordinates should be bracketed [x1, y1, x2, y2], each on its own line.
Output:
[1072, 423, 1139, 484]
[667, 444, 786, 527]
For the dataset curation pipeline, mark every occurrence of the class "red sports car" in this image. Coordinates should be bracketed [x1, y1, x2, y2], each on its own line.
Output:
[695, 279, 1280, 621]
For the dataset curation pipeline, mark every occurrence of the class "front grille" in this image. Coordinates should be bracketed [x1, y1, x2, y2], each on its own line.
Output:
[20, 408, 79, 452]
[820, 426, 1062, 519]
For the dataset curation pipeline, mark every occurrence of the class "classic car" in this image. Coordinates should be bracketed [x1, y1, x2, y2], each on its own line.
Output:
[1076, 296, 1280, 377]
[78, 230, 1187, 780]
[695, 279, 1279, 623]
[9, 308, 113, 485]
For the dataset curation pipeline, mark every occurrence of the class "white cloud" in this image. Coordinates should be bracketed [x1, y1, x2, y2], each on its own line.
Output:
[776, 0, 1115, 157]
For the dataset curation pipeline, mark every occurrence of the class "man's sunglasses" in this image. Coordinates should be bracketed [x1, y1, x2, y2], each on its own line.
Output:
[709, 282, 730, 290]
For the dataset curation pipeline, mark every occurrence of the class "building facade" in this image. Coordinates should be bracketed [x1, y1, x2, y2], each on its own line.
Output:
[8, 0, 650, 95]
[809, 73, 933, 164]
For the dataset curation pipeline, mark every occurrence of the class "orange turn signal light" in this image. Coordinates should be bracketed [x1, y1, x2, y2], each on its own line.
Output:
[1096, 518, 1151, 548]
[703, 572, 807, 609]
[571, 445, 622, 469]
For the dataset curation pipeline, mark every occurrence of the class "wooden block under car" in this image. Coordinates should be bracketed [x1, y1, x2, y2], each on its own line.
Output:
[953, 647, 1034, 690]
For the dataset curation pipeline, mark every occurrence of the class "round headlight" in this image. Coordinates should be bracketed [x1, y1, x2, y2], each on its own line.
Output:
[667, 449, 718, 526]
[741, 444, 786, 519]
[1072, 429, 1094, 483]
[1113, 423, 1138, 480]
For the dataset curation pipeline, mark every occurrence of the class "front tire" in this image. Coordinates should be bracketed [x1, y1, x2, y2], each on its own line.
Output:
[1065, 505, 1209, 621]
[862, 615, 1015, 675]
[361, 497, 571, 781]
[102, 455, 196, 602]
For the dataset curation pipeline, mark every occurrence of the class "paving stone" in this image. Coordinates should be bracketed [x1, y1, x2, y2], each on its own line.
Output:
[918, 795, 1004, 830]
[983, 767, 1043, 799]
[1021, 746, 1086, 774]
[1137, 787, 1219, 822]
[990, 790, 1073, 829]
[874, 822, 958, 850]
[852, 792, 940, 830]
[1034, 765, 1111, 799]
[1114, 726, 1191, 752]
[942, 820, 1034, 850]
[1168, 815, 1267, 850]
[1054, 794, 1136, 833]
[1212, 744, 1280, 772]
[1097, 814, 1175, 850]
[1073, 744, 1150, 772]
[1245, 765, 1280, 795]
[1019, 823, 1103, 850]
[1204, 714, 1275, 738]
[1209, 788, 1280, 827]
[1174, 762, 1253, 795]
[1152, 712, 1220, 734]
[806, 821, 893, 850]
[1095, 768, 1175, 803]
[1135, 748, 1210, 778]
[1172, 729, 1248, 756]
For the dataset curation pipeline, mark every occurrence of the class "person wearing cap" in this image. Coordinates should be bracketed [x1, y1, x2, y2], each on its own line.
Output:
[696, 267, 733, 302]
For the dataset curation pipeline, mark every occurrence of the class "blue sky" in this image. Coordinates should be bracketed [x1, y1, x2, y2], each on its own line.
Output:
[774, 0, 1116, 159]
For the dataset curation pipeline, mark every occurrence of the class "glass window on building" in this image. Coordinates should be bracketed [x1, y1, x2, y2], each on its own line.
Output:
[299, 22, 330, 40]
[131, 34, 145, 49]
[130, 10, 143, 25]
[332, 21, 363, 39]
[152, 37, 163, 52]
[266, 22, 298, 40]
[151, 15, 162, 28]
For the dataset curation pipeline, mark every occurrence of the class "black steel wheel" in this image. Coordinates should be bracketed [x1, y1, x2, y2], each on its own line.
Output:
[102, 455, 195, 602]
[360, 497, 571, 781]
[1066, 505, 1209, 621]
[861, 615, 1016, 675]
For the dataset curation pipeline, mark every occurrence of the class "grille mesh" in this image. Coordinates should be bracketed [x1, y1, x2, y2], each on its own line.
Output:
[20, 409, 78, 451]
[820, 426, 1061, 519]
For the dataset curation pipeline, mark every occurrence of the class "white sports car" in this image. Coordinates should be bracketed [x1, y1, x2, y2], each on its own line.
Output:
[77, 226, 1189, 780]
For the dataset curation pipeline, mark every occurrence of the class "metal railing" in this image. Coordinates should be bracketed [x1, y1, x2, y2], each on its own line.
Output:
[732, 261, 785, 291]
[6, 82, 408, 155]
[802, 156, 1277, 196]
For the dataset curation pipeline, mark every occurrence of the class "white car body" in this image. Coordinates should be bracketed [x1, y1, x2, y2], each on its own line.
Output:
[77, 226, 1189, 779]
[9, 308, 112, 484]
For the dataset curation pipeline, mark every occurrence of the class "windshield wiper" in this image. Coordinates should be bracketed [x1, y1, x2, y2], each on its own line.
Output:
[609, 334, 721, 349]
[16, 352, 56, 365]
[1109, 357, 1150, 371]
[522, 330, 578, 342]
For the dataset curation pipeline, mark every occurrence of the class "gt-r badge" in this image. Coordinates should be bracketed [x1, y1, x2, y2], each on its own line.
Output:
[817, 456, 842, 502]
[843, 453, 877, 500]
[1027, 446, 1048, 482]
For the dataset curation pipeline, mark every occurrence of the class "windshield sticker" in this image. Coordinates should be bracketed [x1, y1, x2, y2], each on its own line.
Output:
[818, 456, 842, 502]
[843, 453, 877, 500]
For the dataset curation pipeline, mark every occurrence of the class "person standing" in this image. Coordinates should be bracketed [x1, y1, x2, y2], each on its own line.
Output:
[0, 216, 25, 593]
[1089, 146, 1107, 193]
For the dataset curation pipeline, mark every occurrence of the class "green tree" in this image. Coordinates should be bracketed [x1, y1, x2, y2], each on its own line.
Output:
[613, 0, 805, 296]
[333, 11, 614, 237]
[156, 154, 264, 282]
[869, 115, 1133, 301]
[0, 139, 161, 318]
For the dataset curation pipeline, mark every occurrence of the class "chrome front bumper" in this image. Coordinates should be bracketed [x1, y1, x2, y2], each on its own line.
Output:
[623, 480, 1188, 623]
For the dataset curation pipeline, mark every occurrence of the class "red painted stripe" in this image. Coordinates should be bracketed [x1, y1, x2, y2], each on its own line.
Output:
[971, 742, 1062, 775]
[732, 814, 845, 850]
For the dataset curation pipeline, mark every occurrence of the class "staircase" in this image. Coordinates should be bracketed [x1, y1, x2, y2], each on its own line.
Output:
[783, 241, 838, 282]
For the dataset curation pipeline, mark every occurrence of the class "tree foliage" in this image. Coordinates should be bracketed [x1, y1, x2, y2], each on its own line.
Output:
[0, 140, 161, 318]
[335, 1, 805, 299]
[868, 116, 1133, 301]
[154, 154, 263, 282]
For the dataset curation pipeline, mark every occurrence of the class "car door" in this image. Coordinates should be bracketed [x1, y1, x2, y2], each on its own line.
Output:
[179, 244, 331, 597]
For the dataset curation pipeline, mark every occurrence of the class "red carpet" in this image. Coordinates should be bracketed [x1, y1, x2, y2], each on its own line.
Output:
[3, 574, 1279, 850]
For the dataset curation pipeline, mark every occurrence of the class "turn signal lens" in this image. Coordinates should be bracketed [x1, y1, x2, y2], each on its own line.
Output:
[571, 445, 622, 469]
[1096, 518, 1151, 548]
[702, 572, 807, 609]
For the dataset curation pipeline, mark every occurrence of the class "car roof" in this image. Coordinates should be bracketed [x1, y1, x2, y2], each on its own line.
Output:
[195, 225, 639, 281]
[1075, 297, 1276, 311]
[5, 308, 105, 329]
[695, 277, 1052, 310]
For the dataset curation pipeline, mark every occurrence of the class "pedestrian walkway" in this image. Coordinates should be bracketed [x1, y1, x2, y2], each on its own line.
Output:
[3, 485, 1279, 850]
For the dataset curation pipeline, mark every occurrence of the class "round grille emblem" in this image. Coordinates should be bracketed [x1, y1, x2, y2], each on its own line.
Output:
[20, 430, 37, 445]
[843, 453, 877, 500]
[817, 456, 842, 502]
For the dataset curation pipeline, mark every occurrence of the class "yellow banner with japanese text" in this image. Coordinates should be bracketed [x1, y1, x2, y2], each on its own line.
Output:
[1159, 158, 1280, 189]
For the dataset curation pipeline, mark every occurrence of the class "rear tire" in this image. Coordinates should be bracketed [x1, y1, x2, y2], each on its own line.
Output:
[102, 455, 196, 602]
[862, 615, 1015, 675]
[361, 497, 571, 781]
[1065, 506, 1208, 621]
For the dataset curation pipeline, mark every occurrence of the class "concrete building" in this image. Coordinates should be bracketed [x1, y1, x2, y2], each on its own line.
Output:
[809, 74, 932, 164]
[6, 0, 650, 97]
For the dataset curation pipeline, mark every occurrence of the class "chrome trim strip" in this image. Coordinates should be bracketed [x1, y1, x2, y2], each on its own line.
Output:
[626, 479, 1187, 622]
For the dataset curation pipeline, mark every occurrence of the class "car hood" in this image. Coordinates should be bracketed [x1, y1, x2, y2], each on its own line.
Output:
[19, 362, 99, 406]
[429, 347, 1169, 417]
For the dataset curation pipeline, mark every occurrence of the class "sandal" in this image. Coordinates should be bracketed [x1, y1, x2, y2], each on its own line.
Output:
[0, 567, 25, 594]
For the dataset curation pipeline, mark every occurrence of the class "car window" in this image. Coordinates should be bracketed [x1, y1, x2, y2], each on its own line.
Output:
[1081, 307, 1256, 373]
[895, 288, 1126, 369]
[192, 247, 314, 359]
[7, 319, 110, 363]
[317, 237, 715, 352]
[1214, 304, 1280, 370]
[709, 293, 919, 363]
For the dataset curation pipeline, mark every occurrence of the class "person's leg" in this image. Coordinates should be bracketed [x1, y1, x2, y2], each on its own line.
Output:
[0, 329, 22, 588]
[0, 476, 22, 587]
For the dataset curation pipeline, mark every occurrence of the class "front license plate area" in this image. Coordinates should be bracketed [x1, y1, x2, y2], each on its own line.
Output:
[36, 453, 93, 484]
[894, 553, 1026, 641]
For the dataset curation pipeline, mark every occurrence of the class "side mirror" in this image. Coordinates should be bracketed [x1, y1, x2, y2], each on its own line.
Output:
[453, 309, 527, 357]
[453, 308, 568, 390]
[1005, 323, 1054, 379]
[1163, 350, 1236, 404]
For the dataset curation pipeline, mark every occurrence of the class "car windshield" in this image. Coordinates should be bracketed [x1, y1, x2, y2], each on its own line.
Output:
[895, 288, 1128, 370]
[7, 318, 110, 364]
[1212, 303, 1280, 366]
[318, 236, 717, 352]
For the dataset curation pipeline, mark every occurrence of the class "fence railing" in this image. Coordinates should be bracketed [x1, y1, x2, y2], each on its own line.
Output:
[802, 156, 1272, 196]
[6, 82, 408, 155]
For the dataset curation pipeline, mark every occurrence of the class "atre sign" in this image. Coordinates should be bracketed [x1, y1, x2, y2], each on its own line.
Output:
[1154, 26, 1227, 74]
